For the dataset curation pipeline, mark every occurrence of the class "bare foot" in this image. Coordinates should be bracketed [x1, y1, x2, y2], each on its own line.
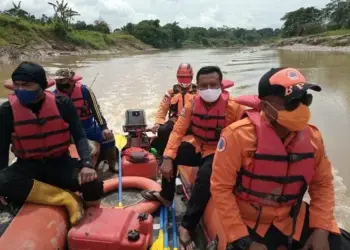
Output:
[178, 226, 195, 250]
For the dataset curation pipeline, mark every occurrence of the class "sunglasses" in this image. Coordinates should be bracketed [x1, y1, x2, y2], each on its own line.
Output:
[56, 79, 69, 84]
[285, 93, 313, 111]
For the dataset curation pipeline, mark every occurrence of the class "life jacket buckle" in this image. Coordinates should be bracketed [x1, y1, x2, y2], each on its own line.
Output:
[234, 182, 243, 193]
[37, 133, 45, 139]
[277, 195, 288, 203]
[215, 127, 223, 138]
[37, 118, 47, 126]
[288, 153, 299, 162]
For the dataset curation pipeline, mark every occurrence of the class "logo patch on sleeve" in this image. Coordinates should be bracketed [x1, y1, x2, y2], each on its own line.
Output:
[217, 137, 226, 152]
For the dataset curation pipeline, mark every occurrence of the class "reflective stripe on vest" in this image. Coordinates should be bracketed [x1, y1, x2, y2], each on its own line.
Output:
[9, 91, 71, 159]
[190, 90, 229, 144]
[234, 110, 315, 207]
[56, 83, 92, 120]
[168, 84, 197, 119]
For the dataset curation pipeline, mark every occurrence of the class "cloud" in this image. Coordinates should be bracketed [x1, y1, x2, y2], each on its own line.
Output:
[0, 0, 330, 30]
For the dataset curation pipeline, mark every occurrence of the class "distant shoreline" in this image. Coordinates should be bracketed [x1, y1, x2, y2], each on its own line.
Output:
[270, 32, 350, 53]
[276, 44, 350, 53]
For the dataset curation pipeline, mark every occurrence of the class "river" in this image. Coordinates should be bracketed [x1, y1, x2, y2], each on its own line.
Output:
[1, 47, 350, 230]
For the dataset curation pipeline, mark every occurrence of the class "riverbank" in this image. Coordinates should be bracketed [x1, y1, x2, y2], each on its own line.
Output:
[0, 14, 155, 62]
[271, 30, 350, 52]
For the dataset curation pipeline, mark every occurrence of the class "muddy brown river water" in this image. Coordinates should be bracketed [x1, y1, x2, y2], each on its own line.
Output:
[1, 47, 350, 230]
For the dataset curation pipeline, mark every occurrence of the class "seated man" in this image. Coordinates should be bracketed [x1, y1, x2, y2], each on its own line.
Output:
[53, 69, 117, 172]
[0, 62, 103, 225]
[211, 67, 347, 250]
[142, 66, 245, 250]
[150, 63, 197, 156]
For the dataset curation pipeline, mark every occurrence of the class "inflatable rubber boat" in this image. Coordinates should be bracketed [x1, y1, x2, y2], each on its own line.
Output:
[0, 92, 161, 250]
[0, 78, 234, 250]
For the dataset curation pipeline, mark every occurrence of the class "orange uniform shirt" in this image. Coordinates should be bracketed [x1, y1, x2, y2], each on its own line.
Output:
[155, 85, 197, 125]
[210, 117, 340, 243]
[164, 97, 245, 159]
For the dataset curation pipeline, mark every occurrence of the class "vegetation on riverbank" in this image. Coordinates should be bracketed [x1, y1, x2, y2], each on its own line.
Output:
[0, 1, 152, 60]
[119, 20, 279, 48]
[276, 0, 350, 47]
[3, 0, 350, 59]
[0, 14, 148, 50]
[0, 0, 280, 59]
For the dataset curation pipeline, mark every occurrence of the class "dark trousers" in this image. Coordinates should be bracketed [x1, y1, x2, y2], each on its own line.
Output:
[242, 204, 344, 250]
[0, 154, 104, 204]
[151, 120, 174, 155]
[160, 142, 210, 232]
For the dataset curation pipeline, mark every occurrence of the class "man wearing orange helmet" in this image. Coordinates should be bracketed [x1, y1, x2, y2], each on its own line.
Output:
[144, 66, 246, 250]
[150, 63, 198, 156]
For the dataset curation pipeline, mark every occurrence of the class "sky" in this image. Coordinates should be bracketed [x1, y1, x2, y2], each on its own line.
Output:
[1, 0, 331, 30]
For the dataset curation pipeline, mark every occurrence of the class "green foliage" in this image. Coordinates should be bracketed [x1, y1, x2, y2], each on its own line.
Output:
[281, 0, 350, 38]
[0, 13, 147, 50]
[120, 21, 279, 48]
[53, 21, 67, 37]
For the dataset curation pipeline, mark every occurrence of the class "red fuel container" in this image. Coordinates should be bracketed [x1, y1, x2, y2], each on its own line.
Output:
[68, 207, 153, 250]
[122, 147, 158, 180]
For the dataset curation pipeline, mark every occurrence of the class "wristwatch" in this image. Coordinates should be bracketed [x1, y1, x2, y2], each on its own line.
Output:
[227, 236, 253, 250]
[82, 160, 94, 169]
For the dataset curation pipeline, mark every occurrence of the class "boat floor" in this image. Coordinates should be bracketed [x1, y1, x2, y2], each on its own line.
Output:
[0, 171, 207, 249]
[102, 179, 208, 250]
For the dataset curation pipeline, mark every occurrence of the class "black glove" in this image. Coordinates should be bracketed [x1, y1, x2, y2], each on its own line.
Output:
[226, 236, 253, 250]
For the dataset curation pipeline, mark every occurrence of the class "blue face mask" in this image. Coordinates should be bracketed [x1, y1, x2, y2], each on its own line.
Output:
[14, 88, 41, 105]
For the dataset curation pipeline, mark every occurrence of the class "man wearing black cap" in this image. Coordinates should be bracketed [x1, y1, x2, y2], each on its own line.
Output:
[0, 61, 103, 226]
[211, 68, 346, 250]
[54, 69, 117, 172]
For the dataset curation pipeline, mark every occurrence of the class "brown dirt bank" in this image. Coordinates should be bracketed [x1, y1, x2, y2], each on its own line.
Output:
[271, 34, 350, 52]
[0, 40, 157, 63]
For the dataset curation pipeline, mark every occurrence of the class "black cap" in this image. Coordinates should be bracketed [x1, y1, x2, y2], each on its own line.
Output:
[258, 67, 321, 102]
[11, 62, 48, 89]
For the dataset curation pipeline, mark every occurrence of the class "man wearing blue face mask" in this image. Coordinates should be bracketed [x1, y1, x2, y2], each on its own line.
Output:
[141, 66, 246, 250]
[0, 62, 103, 226]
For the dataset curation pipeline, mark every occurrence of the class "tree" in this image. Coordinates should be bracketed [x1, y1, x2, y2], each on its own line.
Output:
[281, 7, 324, 37]
[73, 20, 87, 30]
[163, 22, 185, 48]
[323, 0, 350, 29]
[66, 8, 80, 24]
[121, 22, 135, 34]
[93, 19, 111, 34]
[5, 1, 29, 18]
[48, 0, 79, 27]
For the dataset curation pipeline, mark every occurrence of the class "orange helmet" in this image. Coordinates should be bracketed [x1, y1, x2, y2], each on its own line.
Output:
[176, 63, 193, 88]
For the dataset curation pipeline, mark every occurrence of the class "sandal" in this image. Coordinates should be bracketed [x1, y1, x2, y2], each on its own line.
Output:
[179, 237, 195, 250]
[140, 190, 172, 207]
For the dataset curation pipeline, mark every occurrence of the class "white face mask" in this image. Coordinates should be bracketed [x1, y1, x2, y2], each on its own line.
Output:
[199, 88, 222, 103]
[178, 82, 192, 88]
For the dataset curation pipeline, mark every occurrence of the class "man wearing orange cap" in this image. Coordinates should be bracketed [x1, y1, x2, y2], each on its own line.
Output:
[211, 68, 348, 250]
[150, 63, 197, 156]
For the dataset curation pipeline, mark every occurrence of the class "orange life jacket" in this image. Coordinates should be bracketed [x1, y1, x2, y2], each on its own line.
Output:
[56, 83, 92, 121]
[168, 84, 197, 119]
[234, 110, 315, 207]
[191, 90, 229, 144]
[9, 91, 71, 159]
